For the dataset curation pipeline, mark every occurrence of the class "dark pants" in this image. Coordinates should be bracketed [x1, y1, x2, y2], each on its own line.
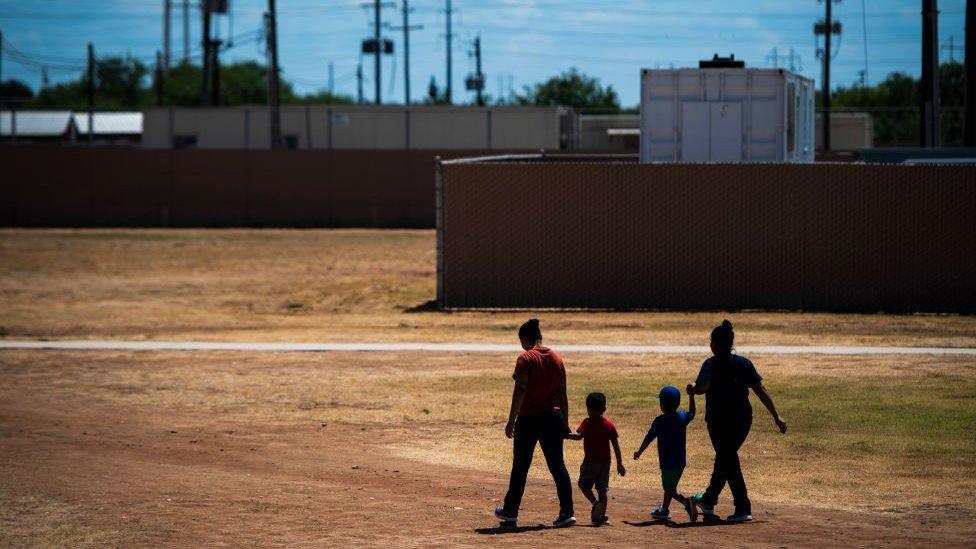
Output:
[503, 411, 574, 518]
[702, 419, 752, 514]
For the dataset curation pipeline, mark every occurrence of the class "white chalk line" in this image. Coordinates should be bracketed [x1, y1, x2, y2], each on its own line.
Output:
[0, 340, 974, 355]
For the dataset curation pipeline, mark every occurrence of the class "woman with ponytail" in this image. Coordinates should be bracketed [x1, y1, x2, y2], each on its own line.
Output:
[687, 320, 787, 523]
[494, 319, 576, 528]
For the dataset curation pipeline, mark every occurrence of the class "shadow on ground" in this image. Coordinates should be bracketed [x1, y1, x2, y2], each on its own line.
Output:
[475, 524, 549, 535]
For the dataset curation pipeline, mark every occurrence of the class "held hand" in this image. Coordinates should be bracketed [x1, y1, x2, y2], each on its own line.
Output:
[617, 463, 626, 477]
[686, 383, 695, 395]
[505, 419, 516, 439]
[774, 416, 788, 434]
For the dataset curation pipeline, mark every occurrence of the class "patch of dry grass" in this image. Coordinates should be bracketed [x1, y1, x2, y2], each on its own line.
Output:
[3, 350, 974, 515]
[1, 229, 975, 347]
[0, 491, 127, 548]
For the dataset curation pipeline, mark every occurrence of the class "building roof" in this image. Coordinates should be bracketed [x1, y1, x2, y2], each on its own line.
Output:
[0, 111, 74, 137]
[73, 112, 143, 135]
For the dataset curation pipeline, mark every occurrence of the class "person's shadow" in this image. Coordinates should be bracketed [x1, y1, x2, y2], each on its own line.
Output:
[624, 517, 739, 528]
[474, 523, 549, 535]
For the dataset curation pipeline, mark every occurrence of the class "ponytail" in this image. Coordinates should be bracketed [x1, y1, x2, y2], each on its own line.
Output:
[711, 319, 735, 356]
[518, 318, 542, 341]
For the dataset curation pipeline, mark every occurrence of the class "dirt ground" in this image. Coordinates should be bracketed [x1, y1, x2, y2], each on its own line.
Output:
[2, 229, 976, 547]
[1, 350, 974, 547]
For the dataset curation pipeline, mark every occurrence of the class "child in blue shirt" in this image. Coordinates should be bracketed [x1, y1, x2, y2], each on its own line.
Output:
[633, 385, 697, 522]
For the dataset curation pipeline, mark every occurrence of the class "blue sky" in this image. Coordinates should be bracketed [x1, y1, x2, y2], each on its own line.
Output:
[0, 0, 967, 106]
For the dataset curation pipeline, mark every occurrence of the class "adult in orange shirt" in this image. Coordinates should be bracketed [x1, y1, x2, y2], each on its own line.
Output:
[494, 319, 576, 528]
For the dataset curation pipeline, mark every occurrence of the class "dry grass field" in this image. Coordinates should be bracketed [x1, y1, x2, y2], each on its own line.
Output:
[1, 229, 975, 347]
[2, 229, 975, 547]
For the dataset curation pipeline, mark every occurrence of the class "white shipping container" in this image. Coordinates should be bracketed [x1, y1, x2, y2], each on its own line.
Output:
[640, 67, 815, 163]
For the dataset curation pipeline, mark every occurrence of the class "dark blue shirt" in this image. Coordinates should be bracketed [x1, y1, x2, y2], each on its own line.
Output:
[696, 354, 762, 424]
[641, 410, 695, 470]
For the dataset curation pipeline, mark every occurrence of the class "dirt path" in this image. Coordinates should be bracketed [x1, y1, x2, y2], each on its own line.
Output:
[2, 389, 972, 547]
[3, 340, 975, 355]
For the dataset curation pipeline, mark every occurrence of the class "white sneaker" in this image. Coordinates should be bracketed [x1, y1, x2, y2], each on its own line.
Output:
[650, 506, 670, 520]
[726, 512, 753, 523]
[552, 514, 577, 527]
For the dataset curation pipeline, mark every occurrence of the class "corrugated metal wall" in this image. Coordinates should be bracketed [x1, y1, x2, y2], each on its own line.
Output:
[439, 161, 976, 313]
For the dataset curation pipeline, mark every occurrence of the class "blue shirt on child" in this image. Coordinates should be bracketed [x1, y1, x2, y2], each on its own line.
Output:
[641, 410, 695, 470]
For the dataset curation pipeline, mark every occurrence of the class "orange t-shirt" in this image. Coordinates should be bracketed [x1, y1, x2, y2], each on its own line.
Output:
[513, 346, 565, 415]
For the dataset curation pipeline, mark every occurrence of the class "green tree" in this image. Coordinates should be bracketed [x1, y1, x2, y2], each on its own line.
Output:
[27, 56, 352, 108]
[517, 68, 619, 112]
[827, 63, 964, 146]
[31, 55, 148, 108]
[1, 79, 34, 101]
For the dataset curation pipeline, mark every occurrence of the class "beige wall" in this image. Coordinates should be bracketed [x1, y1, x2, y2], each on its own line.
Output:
[142, 106, 565, 150]
[815, 112, 874, 151]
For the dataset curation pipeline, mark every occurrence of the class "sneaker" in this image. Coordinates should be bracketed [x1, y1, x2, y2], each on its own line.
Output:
[552, 514, 577, 528]
[593, 515, 609, 525]
[726, 511, 754, 523]
[494, 506, 517, 523]
[683, 498, 699, 522]
[591, 500, 607, 523]
[692, 492, 715, 517]
[650, 506, 670, 520]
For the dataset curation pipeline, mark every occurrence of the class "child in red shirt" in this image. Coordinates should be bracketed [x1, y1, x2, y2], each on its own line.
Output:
[566, 392, 626, 524]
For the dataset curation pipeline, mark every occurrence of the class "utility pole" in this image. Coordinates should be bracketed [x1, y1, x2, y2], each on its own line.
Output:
[445, 0, 453, 104]
[466, 36, 484, 106]
[789, 47, 801, 72]
[965, 0, 975, 146]
[942, 35, 964, 63]
[200, 1, 211, 105]
[767, 46, 780, 68]
[182, 0, 189, 63]
[357, 62, 364, 103]
[815, 0, 841, 152]
[163, 0, 171, 72]
[328, 61, 334, 96]
[87, 42, 95, 146]
[266, 0, 282, 148]
[921, 0, 940, 147]
[374, 0, 382, 104]
[860, 0, 869, 85]
[390, 0, 423, 104]
[211, 37, 222, 106]
[155, 50, 164, 106]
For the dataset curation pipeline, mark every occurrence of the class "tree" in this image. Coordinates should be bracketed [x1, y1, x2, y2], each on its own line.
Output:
[517, 68, 619, 112]
[1, 79, 34, 101]
[27, 57, 350, 108]
[31, 55, 148, 108]
[827, 63, 965, 145]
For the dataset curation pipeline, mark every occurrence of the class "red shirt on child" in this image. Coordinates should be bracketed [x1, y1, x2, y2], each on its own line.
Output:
[577, 416, 619, 463]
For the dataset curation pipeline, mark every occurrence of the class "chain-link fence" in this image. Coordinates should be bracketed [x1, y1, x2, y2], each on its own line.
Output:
[437, 155, 976, 312]
[817, 107, 967, 148]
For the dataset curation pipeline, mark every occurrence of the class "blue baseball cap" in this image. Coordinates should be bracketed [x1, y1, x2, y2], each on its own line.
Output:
[659, 386, 681, 410]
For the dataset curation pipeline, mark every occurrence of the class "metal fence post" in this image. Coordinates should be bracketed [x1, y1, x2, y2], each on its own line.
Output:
[305, 103, 312, 148]
[243, 108, 250, 149]
[435, 156, 444, 308]
[405, 108, 410, 150]
[327, 107, 333, 150]
[10, 107, 17, 146]
[486, 108, 492, 149]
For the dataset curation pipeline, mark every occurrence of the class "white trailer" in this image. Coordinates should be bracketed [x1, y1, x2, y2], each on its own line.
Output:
[640, 64, 814, 162]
